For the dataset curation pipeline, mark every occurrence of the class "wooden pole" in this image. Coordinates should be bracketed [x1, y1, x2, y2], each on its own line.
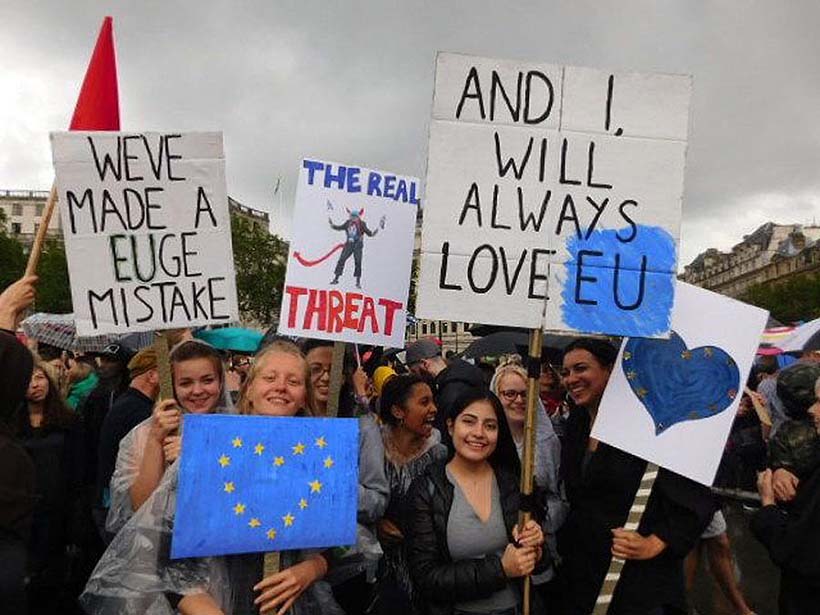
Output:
[24, 184, 58, 276]
[153, 331, 174, 400]
[592, 463, 659, 614]
[326, 341, 346, 417]
[519, 327, 543, 615]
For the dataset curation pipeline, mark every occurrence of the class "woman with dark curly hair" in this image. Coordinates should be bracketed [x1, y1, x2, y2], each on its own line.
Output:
[375, 374, 448, 613]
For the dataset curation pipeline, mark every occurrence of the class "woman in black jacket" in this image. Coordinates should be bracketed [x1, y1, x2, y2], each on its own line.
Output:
[556, 338, 714, 615]
[19, 359, 84, 614]
[407, 390, 544, 615]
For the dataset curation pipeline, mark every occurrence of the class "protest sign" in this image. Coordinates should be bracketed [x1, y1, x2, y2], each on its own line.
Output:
[172, 414, 358, 558]
[592, 282, 768, 485]
[278, 159, 419, 347]
[417, 53, 691, 337]
[51, 132, 239, 336]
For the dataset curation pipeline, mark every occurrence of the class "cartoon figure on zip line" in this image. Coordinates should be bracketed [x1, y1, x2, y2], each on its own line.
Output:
[291, 200, 386, 289]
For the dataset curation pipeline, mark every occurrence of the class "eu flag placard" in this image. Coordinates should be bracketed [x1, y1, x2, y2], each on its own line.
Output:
[171, 415, 358, 559]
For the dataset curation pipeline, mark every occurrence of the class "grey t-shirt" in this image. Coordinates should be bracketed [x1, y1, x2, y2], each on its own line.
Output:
[446, 467, 518, 613]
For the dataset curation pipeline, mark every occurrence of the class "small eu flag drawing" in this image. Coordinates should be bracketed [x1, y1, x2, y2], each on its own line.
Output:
[171, 415, 358, 559]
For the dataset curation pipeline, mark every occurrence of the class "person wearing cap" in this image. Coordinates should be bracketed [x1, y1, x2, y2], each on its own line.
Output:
[405, 337, 487, 448]
[94, 347, 159, 540]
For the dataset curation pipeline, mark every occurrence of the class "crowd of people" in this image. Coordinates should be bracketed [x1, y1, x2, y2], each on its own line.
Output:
[1, 273, 819, 615]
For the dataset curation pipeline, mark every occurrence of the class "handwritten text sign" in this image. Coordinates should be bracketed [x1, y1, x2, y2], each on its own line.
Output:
[417, 53, 691, 337]
[278, 159, 418, 347]
[51, 132, 238, 335]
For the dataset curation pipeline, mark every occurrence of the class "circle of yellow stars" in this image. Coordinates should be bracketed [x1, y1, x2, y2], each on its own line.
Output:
[218, 435, 334, 541]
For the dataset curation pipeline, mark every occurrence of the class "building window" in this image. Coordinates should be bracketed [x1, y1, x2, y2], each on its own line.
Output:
[11, 222, 21, 234]
[36, 204, 44, 216]
[421, 323, 428, 335]
[12, 203, 22, 216]
[442, 322, 449, 334]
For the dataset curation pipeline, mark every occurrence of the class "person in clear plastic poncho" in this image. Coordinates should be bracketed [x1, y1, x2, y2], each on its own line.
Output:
[106, 340, 235, 536]
[82, 341, 344, 615]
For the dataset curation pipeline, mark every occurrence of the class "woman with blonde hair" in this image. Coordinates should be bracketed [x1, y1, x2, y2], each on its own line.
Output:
[83, 340, 344, 615]
[490, 357, 567, 600]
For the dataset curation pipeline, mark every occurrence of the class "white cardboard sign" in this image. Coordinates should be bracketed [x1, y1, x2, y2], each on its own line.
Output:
[51, 132, 239, 336]
[417, 53, 691, 337]
[278, 159, 419, 347]
[592, 282, 769, 486]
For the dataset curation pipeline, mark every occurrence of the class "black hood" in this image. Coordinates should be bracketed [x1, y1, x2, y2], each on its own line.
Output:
[435, 358, 487, 390]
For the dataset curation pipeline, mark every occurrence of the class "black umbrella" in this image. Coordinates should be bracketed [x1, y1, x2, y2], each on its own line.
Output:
[461, 330, 571, 364]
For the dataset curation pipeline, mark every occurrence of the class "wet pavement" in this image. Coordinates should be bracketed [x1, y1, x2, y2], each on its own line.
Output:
[689, 502, 779, 615]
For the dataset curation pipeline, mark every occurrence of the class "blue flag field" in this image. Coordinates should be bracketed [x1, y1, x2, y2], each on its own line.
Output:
[172, 414, 359, 559]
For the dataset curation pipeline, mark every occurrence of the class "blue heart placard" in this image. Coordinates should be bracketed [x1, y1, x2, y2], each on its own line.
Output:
[623, 331, 740, 434]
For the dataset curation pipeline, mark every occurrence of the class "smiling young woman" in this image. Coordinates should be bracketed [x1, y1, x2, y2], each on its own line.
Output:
[376, 374, 448, 614]
[83, 340, 346, 615]
[407, 390, 545, 615]
[555, 338, 714, 615]
[106, 340, 232, 535]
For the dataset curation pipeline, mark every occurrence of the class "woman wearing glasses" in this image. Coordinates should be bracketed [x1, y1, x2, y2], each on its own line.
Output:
[490, 359, 568, 607]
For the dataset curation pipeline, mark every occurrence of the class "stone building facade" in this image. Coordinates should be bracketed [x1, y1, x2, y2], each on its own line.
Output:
[682, 223, 820, 297]
[0, 189, 61, 244]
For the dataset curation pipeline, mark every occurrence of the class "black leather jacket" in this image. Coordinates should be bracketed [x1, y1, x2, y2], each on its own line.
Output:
[406, 460, 543, 615]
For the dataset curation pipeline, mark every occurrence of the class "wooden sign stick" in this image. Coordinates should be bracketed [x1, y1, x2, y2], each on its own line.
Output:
[153, 331, 174, 400]
[24, 183, 58, 276]
[326, 341, 346, 417]
[519, 327, 543, 615]
[592, 462, 659, 614]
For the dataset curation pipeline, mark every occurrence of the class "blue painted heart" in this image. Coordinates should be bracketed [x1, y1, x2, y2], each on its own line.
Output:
[623, 331, 740, 434]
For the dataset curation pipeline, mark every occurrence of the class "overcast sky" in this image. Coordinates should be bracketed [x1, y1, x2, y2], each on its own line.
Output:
[3, 1, 820, 267]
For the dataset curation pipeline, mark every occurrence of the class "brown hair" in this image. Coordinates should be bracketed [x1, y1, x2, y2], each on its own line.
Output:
[170, 340, 224, 388]
[19, 359, 76, 433]
[237, 340, 313, 415]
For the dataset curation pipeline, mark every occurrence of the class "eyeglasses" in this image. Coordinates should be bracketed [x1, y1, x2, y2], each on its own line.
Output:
[499, 389, 527, 401]
[309, 364, 332, 379]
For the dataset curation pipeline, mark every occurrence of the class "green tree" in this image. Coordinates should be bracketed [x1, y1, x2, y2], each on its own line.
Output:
[230, 214, 289, 325]
[741, 273, 820, 324]
[34, 239, 72, 313]
[0, 209, 26, 290]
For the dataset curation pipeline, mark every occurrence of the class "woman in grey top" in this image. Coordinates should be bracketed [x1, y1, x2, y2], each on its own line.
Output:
[407, 390, 545, 615]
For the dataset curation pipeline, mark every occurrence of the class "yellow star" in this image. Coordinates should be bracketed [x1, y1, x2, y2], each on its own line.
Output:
[233, 502, 246, 515]
[299, 498, 308, 510]
[232, 437, 243, 448]
[254, 443, 265, 455]
[323, 456, 334, 469]
[248, 518, 261, 528]
[218, 455, 231, 468]
[315, 436, 328, 449]
[623, 351, 632, 360]
[625, 370, 638, 381]
[703, 347, 714, 358]
[266, 528, 277, 540]
[282, 513, 295, 527]
[309, 479, 323, 494]
[292, 442, 306, 455]
[273, 456, 285, 467]
[636, 387, 648, 399]
[224, 481, 235, 494]
[681, 350, 692, 360]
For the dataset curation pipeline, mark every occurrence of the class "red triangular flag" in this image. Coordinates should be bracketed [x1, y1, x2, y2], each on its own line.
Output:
[69, 16, 120, 130]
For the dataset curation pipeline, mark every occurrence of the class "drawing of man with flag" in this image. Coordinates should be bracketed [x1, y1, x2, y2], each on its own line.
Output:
[329, 207, 385, 289]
